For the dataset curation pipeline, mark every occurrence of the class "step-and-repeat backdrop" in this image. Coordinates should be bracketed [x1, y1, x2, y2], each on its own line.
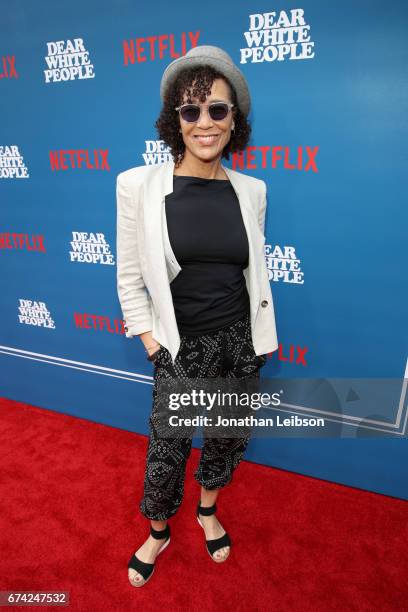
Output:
[1, 1, 407, 499]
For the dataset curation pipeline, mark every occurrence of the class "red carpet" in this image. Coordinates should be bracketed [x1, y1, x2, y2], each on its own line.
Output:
[0, 397, 407, 611]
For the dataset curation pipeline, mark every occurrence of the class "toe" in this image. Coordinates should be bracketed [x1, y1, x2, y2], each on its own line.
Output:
[128, 569, 144, 586]
[214, 546, 229, 561]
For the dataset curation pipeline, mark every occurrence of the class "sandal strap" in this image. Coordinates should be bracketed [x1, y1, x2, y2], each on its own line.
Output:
[150, 523, 170, 540]
[206, 532, 231, 557]
[197, 502, 217, 516]
[128, 526, 170, 580]
[128, 554, 154, 581]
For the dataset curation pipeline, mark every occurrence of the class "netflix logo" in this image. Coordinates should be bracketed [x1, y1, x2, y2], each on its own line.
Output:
[74, 312, 126, 335]
[49, 149, 110, 171]
[122, 32, 200, 65]
[0, 55, 18, 79]
[267, 344, 309, 366]
[232, 147, 319, 172]
[0, 233, 46, 252]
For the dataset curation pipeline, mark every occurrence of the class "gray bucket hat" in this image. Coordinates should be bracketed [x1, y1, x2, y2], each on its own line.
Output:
[160, 45, 251, 117]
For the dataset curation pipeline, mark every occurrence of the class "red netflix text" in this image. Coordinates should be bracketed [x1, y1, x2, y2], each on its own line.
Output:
[0, 233, 45, 252]
[232, 146, 319, 172]
[49, 149, 109, 171]
[122, 32, 200, 64]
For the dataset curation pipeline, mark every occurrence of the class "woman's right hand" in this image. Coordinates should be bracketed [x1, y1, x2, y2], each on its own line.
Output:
[139, 331, 161, 360]
[148, 344, 160, 355]
[147, 344, 161, 361]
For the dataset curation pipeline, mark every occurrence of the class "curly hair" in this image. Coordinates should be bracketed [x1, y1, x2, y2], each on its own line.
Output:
[155, 65, 251, 168]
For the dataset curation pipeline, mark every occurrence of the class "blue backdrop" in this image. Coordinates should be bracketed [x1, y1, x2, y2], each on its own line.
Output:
[1, 0, 407, 499]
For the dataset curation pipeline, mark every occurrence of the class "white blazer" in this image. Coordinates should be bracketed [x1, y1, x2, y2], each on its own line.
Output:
[116, 158, 278, 364]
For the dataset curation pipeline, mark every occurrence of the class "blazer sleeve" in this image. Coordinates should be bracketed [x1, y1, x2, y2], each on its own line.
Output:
[258, 180, 267, 236]
[116, 172, 153, 338]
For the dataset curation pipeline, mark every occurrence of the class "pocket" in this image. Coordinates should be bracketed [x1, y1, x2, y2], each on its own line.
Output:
[152, 345, 167, 366]
[147, 345, 162, 363]
[255, 353, 268, 368]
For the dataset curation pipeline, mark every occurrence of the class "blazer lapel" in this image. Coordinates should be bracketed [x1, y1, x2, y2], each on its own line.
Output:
[141, 162, 180, 341]
[221, 163, 262, 314]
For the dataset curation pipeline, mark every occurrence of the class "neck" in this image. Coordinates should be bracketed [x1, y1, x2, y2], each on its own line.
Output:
[174, 154, 227, 180]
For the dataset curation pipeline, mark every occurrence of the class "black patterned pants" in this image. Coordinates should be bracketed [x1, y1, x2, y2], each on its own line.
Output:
[139, 309, 267, 521]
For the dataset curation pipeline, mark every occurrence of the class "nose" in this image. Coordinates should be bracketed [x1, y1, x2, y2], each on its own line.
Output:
[196, 106, 214, 128]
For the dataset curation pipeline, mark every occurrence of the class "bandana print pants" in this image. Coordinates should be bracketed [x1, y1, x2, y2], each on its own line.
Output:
[139, 309, 268, 521]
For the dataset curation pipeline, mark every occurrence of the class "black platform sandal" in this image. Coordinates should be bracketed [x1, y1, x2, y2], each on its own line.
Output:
[128, 523, 171, 587]
[196, 502, 231, 562]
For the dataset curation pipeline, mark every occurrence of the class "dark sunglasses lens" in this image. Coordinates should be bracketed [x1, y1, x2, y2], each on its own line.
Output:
[180, 105, 200, 122]
[209, 103, 229, 120]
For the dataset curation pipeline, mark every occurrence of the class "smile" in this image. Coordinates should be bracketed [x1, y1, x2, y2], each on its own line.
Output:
[194, 134, 220, 145]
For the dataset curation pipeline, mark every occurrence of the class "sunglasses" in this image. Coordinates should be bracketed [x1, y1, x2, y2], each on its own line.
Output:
[174, 102, 234, 123]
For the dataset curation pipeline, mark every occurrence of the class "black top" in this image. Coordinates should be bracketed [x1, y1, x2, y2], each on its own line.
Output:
[164, 175, 250, 335]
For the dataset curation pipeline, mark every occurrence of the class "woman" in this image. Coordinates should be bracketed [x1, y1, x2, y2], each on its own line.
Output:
[116, 45, 278, 587]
